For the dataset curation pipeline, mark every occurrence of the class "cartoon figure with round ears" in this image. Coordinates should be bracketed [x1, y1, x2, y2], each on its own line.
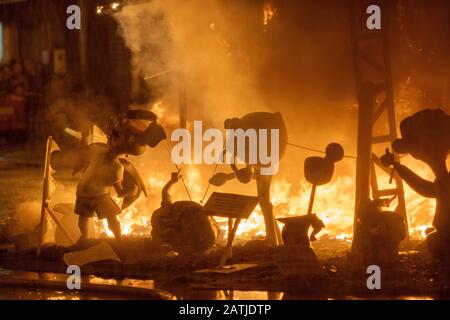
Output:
[209, 112, 288, 246]
[72, 110, 166, 242]
[381, 108, 450, 262]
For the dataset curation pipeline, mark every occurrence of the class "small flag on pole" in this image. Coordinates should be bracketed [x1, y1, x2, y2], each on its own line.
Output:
[36, 136, 62, 256]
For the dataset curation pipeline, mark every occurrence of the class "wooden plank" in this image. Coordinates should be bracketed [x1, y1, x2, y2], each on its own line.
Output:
[372, 134, 395, 144]
[218, 218, 241, 268]
[359, 50, 385, 74]
[372, 99, 387, 124]
[45, 208, 76, 245]
[36, 137, 52, 256]
[378, 188, 398, 197]
[370, 162, 380, 199]
[201, 193, 259, 219]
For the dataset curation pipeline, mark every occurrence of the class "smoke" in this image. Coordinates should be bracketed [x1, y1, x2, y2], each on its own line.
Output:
[115, 0, 270, 124]
[45, 90, 115, 146]
[113, 0, 358, 181]
[108, 0, 358, 240]
[108, 0, 447, 239]
[9, 185, 81, 246]
[8, 201, 42, 237]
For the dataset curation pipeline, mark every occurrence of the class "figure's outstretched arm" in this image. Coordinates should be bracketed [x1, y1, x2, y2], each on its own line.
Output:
[393, 162, 437, 198]
[161, 172, 181, 207]
[381, 149, 437, 198]
[114, 182, 126, 197]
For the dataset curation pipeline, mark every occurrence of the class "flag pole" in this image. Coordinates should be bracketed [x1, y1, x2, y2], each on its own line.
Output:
[36, 136, 53, 256]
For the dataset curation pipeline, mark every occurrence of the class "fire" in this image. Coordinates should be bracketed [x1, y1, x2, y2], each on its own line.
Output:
[95, 155, 437, 242]
[102, 203, 150, 238]
[96, 172, 168, 238]
[232, 157, 435, 242]
[151, 101, 166, 119]
[95, 156, 437, 242]
[401, 156, 436, 239]
[182, 166, 204, 199]
[91, 99, 437, 243]
[233, 175, 356, 240]
[263, 3, 276, 26]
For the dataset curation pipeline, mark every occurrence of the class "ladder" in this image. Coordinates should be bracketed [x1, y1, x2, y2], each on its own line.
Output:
[350, 0, 409, 249]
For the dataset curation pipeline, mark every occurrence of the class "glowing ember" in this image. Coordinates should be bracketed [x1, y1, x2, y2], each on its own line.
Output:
[263, 3, 276, 26]
[151, 101, 166, 119]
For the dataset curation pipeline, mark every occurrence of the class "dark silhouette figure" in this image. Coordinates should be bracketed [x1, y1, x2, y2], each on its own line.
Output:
[278, 143, 344, 247]
[209, 112, 288, 246]
[358, 198, 406, 264]
[381, 108, 450, 262]
[70, 110, 166, 242]
[151, 172, 219, 254]
[276, 143, 344, 292]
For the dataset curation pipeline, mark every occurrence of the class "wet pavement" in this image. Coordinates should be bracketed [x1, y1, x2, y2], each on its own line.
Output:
[0, 151, 43, 222]
[0, 268, 172, 300]
[0, 267, 287, 300]
[0, 268, 284, 300]
[0, 268, 435, 300]
[0, 286, 129, 300]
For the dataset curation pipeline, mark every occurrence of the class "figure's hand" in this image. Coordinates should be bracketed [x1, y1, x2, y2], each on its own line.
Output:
[170, 172, 182, 183]
[381, 148, 396, 167]
[309, 215, 325, 242]
[114, 182, 126, 198]
[209, 172, 235, 187]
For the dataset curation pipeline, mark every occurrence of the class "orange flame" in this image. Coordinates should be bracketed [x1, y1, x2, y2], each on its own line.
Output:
[92, 100, 437, 243]
[263, 3, 276, 26]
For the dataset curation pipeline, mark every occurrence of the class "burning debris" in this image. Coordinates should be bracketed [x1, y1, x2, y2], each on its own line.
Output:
[96, 2, 122, 15]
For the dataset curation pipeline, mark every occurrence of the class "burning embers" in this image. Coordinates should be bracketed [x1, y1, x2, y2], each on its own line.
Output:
[263, 2, 276, 26]
[96, 2, 121, 15]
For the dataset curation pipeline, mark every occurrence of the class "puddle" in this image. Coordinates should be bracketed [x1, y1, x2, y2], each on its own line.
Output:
[0, 269, 436, 300]
[0, 287, 124, 300]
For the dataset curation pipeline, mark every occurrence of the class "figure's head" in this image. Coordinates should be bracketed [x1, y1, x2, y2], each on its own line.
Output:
[224, 113, 288, 176]
[224, 117, 241, 130]
[325, 143, 344, 163]
[107, 109, 166, 156]
[392, 109, 450, 167]
[108, 128, 147, 156]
